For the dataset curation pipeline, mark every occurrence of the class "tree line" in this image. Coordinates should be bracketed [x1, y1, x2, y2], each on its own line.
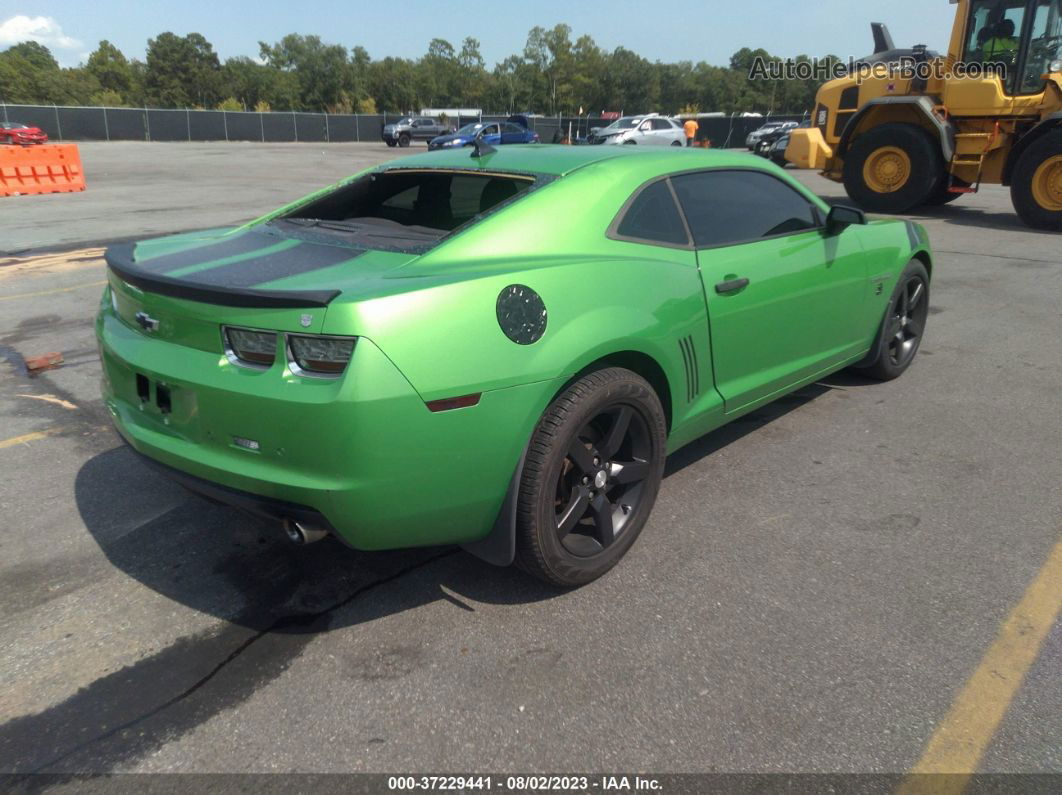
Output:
[0, 25, 838, 116]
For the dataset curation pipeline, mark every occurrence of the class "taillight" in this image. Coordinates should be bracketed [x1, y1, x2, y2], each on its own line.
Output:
[224, 326, 277, 369]
[287, 335, 355, 377]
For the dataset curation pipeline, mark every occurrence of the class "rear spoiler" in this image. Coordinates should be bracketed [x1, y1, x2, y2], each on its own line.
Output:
[104, 242, 340, 309]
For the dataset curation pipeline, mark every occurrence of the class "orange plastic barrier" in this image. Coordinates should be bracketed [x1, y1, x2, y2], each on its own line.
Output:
[0, 144, 86, 197]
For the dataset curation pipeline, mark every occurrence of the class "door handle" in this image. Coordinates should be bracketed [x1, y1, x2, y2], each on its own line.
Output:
[715, 278, 750, 295]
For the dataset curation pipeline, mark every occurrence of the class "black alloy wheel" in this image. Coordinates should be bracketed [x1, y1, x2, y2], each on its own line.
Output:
[554, 403, 652, 558]
[515, 368, 667, 586]
[884, 274, 928, 369]
[853, 259, 930, 381]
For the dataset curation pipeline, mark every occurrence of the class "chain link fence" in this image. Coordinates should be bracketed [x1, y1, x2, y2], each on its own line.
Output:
[1, 104, 804, 149]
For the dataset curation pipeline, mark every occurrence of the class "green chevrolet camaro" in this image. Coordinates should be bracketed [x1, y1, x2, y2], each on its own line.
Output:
[97, 143, 932, 586]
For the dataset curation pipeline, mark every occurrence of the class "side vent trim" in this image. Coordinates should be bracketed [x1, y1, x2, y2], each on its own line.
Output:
[678, 336, 700, 403]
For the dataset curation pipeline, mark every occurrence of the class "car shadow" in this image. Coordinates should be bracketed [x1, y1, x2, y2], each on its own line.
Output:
[13, 377, 870, 775]
[0, 447, 560, 774]
[665, 380, 845, 476]
[812, 193, 1055, 237]
[72, 446, 560, 634]
[903, 203, 1058, 236]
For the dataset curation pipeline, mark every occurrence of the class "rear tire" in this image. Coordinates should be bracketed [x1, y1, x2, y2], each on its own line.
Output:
[671, 140, 682, 147]
[843, 123, 943, 213]
[1010, 130, 1062, 231]
[852, 259, 930, 381]
[515, 368, 667, 587]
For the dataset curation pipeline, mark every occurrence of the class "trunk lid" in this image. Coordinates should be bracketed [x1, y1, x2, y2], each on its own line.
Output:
[106, 226, 418, 353]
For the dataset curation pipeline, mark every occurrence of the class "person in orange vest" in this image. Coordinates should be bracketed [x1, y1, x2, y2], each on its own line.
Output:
[683, 117, 699, 147]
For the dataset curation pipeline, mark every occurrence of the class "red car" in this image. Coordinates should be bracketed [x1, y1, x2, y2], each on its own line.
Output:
[1, 122, 49, 145]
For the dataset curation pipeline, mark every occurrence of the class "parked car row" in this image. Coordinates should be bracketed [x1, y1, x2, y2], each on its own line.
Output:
[381, 112, 694, 151]
[1, 122, 49, 145]
[383, 115, 540, 150]
[751, 120, 811, 167]
[745, 121, 799, 151]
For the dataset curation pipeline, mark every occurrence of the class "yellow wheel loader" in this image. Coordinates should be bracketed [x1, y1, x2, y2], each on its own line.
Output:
[786, 0, 1062, 230]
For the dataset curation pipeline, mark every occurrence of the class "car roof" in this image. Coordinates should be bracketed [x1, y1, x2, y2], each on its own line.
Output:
[380, 144, 774, 178]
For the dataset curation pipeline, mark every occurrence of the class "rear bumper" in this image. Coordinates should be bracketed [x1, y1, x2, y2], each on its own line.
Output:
[126, 437, 336, 532]
[96, 296, 555, 551]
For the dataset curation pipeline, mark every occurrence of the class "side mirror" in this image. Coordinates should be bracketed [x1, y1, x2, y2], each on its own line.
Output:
[825, 204, 867, 234]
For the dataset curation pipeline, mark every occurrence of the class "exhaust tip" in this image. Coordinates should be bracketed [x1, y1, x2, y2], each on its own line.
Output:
[284, 520, 328, 545]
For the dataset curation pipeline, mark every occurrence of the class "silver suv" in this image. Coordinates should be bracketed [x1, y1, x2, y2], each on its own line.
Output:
[381, 117, 455, 148]
[588, 114, 686, 146]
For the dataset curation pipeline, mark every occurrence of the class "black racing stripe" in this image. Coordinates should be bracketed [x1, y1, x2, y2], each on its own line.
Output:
[135, 232, 279, 274]
[905, 220, 920, 250]
[184, 242, 364, 288]
[105, 243, 340, 308]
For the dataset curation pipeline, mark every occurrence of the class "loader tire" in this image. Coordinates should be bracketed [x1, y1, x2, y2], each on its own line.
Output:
[1011, 130, 1062, 231]
[843, 123, 943, 214]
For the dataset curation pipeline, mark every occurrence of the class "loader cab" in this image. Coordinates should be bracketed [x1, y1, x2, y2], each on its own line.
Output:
[954, 0, 1062, 97]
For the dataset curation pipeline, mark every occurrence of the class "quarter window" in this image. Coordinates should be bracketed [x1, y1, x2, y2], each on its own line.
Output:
[614, 179, 689, 246]
[671, 170, 820, 247]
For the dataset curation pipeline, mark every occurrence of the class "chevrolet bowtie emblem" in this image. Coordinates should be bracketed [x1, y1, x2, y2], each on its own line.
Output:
[135, 311, 160, 332]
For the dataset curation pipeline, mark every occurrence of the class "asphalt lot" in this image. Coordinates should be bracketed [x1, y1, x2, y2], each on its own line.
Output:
[0, 142, 1059, 777]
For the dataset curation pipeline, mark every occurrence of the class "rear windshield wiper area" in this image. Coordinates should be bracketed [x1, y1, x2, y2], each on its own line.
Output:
[268, 168, 536, 252]
[270, 216, 447, 250]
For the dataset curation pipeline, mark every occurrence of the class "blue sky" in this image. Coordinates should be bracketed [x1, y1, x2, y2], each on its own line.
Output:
[1, 0, 958, 68]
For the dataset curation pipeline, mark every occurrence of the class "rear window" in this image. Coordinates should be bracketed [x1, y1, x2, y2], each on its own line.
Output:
[272, 169, 536, 251]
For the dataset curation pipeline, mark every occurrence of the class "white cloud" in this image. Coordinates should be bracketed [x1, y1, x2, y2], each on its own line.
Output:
[0, 15, 83, 51]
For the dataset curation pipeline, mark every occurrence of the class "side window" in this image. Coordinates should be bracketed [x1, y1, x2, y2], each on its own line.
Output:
[614, 179, 690, 246]
[1021, 0, 1062, 94]
[965, 0, 1025, 65]
[671, 170, 820, 247]
[651, 118, 672, 131]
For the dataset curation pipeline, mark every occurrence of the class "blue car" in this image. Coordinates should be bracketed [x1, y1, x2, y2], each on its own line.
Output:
[428, 115, 539, 150]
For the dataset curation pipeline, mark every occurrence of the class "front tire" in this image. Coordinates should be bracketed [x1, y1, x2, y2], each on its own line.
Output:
[398, 134, 410, 148]
[843, 123, 943, 213]
[1010, 130, 1062, 231]
[385, 140, 397, 148]
[852, 259, 930, 381]
[515, 368, 667, 587]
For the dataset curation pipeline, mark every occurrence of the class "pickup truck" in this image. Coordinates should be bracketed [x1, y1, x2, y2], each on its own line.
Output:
[381, 117, 455, 147]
